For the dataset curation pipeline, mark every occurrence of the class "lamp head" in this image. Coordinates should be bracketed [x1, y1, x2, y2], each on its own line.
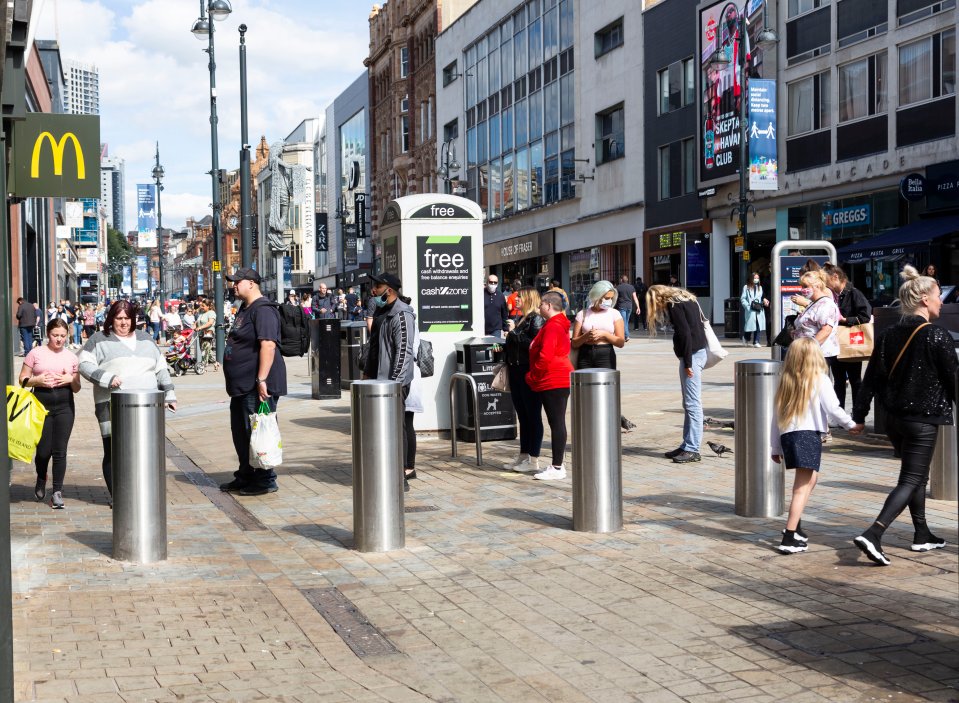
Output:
[437, 165, 448, 178]
[756, 28, 779, 48]
[209, 0, 233, 21]
[152, 165, 164, 180]
[191, 17, 210, 37]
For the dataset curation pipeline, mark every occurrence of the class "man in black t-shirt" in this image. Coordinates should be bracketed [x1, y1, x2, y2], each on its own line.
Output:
[220, 268, 288, 496]
[614, 275, 641, 341]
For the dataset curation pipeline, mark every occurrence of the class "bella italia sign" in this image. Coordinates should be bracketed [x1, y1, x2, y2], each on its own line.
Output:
[10, 114, 101, 198]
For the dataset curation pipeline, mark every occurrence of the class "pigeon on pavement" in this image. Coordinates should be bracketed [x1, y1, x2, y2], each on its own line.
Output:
[707, 441, 732, 457]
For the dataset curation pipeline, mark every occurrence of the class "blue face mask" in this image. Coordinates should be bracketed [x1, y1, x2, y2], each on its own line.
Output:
[373, 292, 389, 308]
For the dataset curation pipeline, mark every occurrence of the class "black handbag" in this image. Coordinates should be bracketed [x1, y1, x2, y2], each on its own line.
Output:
[773, 315, 797, 347]
[750, 299, 763, 312]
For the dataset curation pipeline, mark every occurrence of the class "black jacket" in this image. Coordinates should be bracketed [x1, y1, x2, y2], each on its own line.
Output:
[836, 284, 872, 326]
[668, 300, 707, 369]
[484, 290, 509, 335]
[505, 312, 545, 367]
[853, 315, 958, 425]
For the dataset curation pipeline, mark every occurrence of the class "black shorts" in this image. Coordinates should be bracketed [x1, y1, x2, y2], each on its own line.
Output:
[780, 430, 822, 471]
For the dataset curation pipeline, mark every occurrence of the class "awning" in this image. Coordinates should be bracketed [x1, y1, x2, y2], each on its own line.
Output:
[837, 216, 959, 261]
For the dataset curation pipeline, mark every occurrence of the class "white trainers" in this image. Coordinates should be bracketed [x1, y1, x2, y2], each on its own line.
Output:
[503, 453, 529, 470]
[533, 465, 567, 480]
[513, 456, 540, 473]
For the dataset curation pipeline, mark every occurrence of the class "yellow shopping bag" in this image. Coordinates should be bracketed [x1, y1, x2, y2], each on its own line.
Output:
[6, 385, 47, 463]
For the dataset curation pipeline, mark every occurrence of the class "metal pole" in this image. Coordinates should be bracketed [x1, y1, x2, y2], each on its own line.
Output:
[351, 380, 405, 552]
[239, 24, 252, 268]
[154, 143, 164, 310]
[734, 359, 783, 517]
[207, 3, 226, 361]
[737, 9, 749, 299]
[111, 390, 168, 563]
[571, 369, 622, 533]
[449, 372, 482, 466]
[930, 370, 958, 501]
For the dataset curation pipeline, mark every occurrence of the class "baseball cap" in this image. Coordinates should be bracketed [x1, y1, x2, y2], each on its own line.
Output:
[225, 267, 261, 284]
[369, 271, 402, 291]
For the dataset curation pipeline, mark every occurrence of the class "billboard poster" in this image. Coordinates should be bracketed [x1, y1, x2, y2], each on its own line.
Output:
[778, 254, 830, 324]
[282, 256, 293, 289]
[685, 238, 710, 288]
[135, 255, 148, 292]
[182, 276, 189, 297]
[748, 79, 778, 190]
[137, 184, 157, 248]
[699, 0, 770, 185]
[122, 266, 132, 296]
[416, 235, 473, 332]
[197, 273, 204, 296]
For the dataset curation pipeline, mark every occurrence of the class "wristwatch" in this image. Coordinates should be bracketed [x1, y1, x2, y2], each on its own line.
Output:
[255, 377, 266, 384]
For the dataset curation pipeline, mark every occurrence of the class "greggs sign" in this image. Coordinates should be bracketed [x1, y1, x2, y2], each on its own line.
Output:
[11, 114, 100, 198]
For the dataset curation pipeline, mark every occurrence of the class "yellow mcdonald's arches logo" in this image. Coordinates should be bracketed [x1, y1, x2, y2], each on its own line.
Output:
[30, 131, 86, 180]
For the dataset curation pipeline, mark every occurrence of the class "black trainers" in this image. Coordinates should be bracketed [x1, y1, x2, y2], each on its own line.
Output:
[911, 533, 947, 552]
[783, 522, 808, 543]
[34, 477, 46, 501]
[672, 451, 701, 464]
[854, 533, 891, 566]
[778, 531, 807, 554]
[238, 482, 278, 496]
[219, 478, 251, 493]
[664, 447, 684, 459]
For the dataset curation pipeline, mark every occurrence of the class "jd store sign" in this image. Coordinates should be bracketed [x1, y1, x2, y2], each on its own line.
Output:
[11, 114, 100, 198]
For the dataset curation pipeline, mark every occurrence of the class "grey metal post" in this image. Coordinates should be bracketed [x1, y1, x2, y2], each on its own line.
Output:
[930, 371, 958, 501]
[571, 369, 622, 533]
[111, 391, 168, 563]
[351, 380, 405, 552]
[734, 359, 784, 517]
[238, 24, 253, 268]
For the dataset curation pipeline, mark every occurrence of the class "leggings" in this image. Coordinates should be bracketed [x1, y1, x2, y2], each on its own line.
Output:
[870, 418, 938, 537]
[539, 388, 569, 468]
[826, 356, 863, 409]
[101, 435, 113, 496]
[404, 410, 416, 470]
[508, 364, 543, 457]
[33, 387, 75, 493]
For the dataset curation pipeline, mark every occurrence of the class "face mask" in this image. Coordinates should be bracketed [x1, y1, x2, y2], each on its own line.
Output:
[752, 279, 760, 285]
[600, 299, 614, 309]
[800, 287, 812, 298]
[373, 292, 389, 308]
[487, 284, 498, 293]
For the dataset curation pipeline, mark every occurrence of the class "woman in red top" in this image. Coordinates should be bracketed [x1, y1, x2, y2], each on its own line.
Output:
[526, 291, 574, 480]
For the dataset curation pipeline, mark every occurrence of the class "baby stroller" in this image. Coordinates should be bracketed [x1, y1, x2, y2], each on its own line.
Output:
[165, 328, 206, 376]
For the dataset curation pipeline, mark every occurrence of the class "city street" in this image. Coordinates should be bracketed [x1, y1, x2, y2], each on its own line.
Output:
[8, 337, 958, 703]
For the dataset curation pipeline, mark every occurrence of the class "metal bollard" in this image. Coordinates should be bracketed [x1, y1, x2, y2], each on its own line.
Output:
[734, 360, 784, 517]
[111, 390, 167, 563]
[571, 369, 622, 533]
[351, 380, 405, 552]
[930, 371, 958, 501]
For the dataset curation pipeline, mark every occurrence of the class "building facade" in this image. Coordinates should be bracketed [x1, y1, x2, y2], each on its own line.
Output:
[64, 59, 99, 115]
[99, 151, 125, 232]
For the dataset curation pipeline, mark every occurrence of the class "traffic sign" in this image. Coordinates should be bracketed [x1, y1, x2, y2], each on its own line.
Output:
[212, 261, 221, 271]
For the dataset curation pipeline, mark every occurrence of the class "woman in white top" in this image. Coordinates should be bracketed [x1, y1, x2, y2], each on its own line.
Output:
[571, 280, 625, 370]
[790, 270, 840, 359]
[771, 338, 861, 553]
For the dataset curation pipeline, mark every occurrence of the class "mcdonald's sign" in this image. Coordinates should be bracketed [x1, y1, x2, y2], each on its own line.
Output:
[10, 114, 100, 197]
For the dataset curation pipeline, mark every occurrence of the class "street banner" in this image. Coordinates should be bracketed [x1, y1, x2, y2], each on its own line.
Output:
[416, 235, 472, 332]
[282, 257, 293, 290]
[135, 255, 148, 292]
[137, 184, 157, 248]
[10, 113, 100, 197]
[354, 193, 367, 238]
[748, 79, 778, 190]
[122, 266, 132, 296]
[182, 276, 189, 297]
[344, 224, 358, 267]
[197, 273, 204, 296]
[316, 212, 329, 252]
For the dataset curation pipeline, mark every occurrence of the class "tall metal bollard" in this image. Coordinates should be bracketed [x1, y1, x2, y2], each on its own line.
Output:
[351, 380, 405, 552]
[930, 370, 958, 501]
[571, 369, 622, 533]
[111, 390, 167, 563]
[734, 360, 784, 517]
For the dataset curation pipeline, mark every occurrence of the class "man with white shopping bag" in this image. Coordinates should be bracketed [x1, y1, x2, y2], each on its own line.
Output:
[220, 268, 288, 496]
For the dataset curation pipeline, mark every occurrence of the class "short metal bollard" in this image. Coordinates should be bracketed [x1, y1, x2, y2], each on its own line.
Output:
[734, 360, 784, 517]
[449, 372, 483, 466]
[930, 371, 958, 501]
[351, 380, 405, 552]
[111, 390, 167, 563]
[571, 369, 622, 533]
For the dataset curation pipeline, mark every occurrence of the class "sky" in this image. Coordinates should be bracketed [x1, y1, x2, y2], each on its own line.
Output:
[33, 0, 374, 233]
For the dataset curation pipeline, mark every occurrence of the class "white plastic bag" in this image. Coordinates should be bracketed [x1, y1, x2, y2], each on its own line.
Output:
[249, 401, 282, 469]
[701, 308, 728, 370]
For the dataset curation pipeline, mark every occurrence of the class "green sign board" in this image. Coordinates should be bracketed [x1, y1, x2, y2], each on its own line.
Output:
[10, 113, 100, 197]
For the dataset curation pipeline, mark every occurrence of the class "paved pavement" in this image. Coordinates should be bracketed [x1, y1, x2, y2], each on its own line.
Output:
[8, 334, 959, 703]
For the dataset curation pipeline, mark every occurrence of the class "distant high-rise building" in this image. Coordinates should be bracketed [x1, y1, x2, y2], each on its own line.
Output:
[64, 59, 99, 115]
[100, 147, 125, 231]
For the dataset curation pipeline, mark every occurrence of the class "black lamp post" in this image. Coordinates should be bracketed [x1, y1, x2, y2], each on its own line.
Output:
[239, 23, 252, 268]
[192, 0, 232, 362]
[152, 143, 165, 310]
[437, 139, 460, 194]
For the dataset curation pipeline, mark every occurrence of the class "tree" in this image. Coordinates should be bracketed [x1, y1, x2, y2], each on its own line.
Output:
[106, 228, 135, 290]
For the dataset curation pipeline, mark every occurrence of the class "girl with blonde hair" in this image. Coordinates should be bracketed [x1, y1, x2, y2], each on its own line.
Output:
[852, 265, 957, 565]
[503, 286, 545, 472]
[646, 284, 708, 463]
[771, 338, 859, 553]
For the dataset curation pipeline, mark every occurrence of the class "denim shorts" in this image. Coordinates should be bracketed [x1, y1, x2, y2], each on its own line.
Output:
[780, 430, 822, 471]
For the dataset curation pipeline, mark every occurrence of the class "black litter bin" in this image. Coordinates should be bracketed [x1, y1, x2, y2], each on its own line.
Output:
[340, 321, 369, 390]
[724, 298, 741, 338]
[310, 319, 340, 399]
[454, 337, 517, 442]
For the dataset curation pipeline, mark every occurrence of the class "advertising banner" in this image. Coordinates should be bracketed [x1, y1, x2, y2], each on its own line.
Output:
[698, 0, 770, 185]
[344, 224, 358, 267]
[182, 276, 189, 297]
[282, 256, 293, 290]
[748, 79, 777, 190]
[122, 266, 132, 296]
[685, 238, 710, 288]
[135, 255, 148, 292]
[416, 235, 473, 332]
[778, 254, 830, 323]
[354, 193, 367, 238]
[197, 273, 204, 296]
[137, 184, 157, 248]
[316, 212, 328, 252]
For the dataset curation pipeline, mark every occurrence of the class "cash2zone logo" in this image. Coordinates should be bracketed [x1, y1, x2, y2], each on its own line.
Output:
[421, 286, 469, 295]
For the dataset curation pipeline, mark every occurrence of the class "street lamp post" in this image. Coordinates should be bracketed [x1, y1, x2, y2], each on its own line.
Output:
[152, 143, 165, 310]
[437, 139, 460, 194]
[192, 0, 232, 363]
[239, 24, 253, 268]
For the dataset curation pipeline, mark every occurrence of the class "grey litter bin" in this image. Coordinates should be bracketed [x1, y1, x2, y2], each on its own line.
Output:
[734, 360, 784, 517]
[340, 321, 369, 390]
[724, 298, 741, 339]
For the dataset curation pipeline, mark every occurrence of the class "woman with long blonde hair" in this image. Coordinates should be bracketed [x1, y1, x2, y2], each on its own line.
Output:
[646, 284, 708, 463]
[503, 286, 545, 472]
[771, 338, 858, 553]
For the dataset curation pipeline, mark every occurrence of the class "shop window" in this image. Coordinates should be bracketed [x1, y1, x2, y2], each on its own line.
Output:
[594, 17, 623, 58]
[839, 52, 887, 122]
[596, 103, 624, 164]
[897, 0, 956, 26]
[787, 71, 831, 136]
[898, 29, 955, 107]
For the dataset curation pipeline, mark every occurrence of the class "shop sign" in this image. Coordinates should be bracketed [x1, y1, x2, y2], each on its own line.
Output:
[821, 204, 870, 230]
[417, 235, 473, 332]
[483, 229, 553, 266]
[658, 231, 684, 249]
[899, 173, 926, 202]
[589, 248, 600, 269]
[653, 255, 671, 265]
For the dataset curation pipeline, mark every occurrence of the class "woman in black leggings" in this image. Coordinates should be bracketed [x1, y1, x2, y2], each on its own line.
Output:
[18, 318, 81, 509]
[852, 265, 957, 565]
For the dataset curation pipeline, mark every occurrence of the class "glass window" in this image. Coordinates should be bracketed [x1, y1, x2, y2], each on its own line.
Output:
[502, 106, 513, 152]
[561, 149, 575, 199]
[516, 148, 530, 211]
[489, 47, 500, 93]
[682, 138, 695, 195]
[477, 57, 488, 100]
[899, 30, 956, 107]
[491, 158, 503, 218]
[477, 119, 488, 164]
[788, 0, 825, 18]
[544, 80, 559, 132]
[560, 73, 574, 125]
[530, 140, 544, 207]
[478, 163, 489, 212]
[400, 47, 409, 78]
[658, 145, 671, 199]
[502, 38, 514, 84]
[530, 89, 544, 140]
[489, 113, 501, 159]
[515, 97, 529, 145]
[559, 0, 573, 50]
[529, 18, 543, 68]
[657, 67, 669, 115]
[597, 104, 625, 163]
[444, 119, 459, 142]
[684, 58, 695, 106]
[787, 71, 830, 135]
[467, 126, 477, 168]
[443, 61, 458, 87]
[545, 130, 559, 157]
[594, 17, 624, 57]
[515, 28, 528, 76]
[544, 7, 559, 60]
[545, 155, 559, 203]
[839, 52, 886, 122]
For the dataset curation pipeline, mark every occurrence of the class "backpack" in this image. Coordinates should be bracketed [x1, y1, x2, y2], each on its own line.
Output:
[278, 303, 310, 357]
[416, 339, 434, 377]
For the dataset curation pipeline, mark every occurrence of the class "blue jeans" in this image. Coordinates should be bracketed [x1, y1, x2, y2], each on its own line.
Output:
[679, 349, 707, 452]
[619, 309, 631, 340]
[230, 389, 279, 485]
[19, 327, 33, 354]
[73, 321, 82, 345]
